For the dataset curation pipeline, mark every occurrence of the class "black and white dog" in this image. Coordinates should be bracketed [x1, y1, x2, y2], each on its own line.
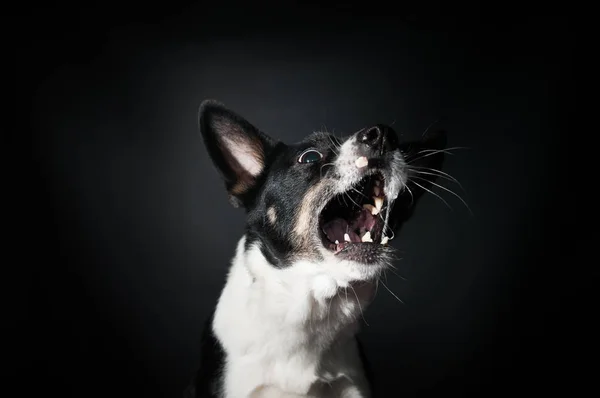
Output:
[186, 100, 446, 398]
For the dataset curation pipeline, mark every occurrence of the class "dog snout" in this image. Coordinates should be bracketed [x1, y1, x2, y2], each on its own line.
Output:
[357, 124, 399, 154]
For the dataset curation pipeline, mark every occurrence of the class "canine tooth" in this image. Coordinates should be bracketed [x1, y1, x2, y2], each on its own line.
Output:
[363, 204, 379, 215]
[344, 233, 351, 242]
[373, 186, 381, 196]
[335, 240, 339, 244]
[361, 231, 372, 242]
[374, 196, 383, 212]
[381, 236, 389, 245]
[355, 156, 368, 168]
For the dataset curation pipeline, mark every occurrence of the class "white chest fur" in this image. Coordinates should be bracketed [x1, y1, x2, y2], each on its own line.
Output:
[212, 237, 374, 398]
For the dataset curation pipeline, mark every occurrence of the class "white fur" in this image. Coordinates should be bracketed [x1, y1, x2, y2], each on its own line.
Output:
[333, 135, 407, 201]
[212, 237, 374, 398]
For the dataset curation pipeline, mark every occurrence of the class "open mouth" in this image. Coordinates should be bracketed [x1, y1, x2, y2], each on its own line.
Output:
[319, 173, 391, 258]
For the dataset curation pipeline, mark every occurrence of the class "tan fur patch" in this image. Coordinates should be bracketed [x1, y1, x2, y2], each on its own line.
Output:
[293, 180, 330, 254]
[230, 179, 254, 196]
[267, 206, 277, 224]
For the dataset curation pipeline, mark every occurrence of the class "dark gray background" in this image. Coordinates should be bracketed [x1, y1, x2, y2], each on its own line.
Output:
[18, 2, 586, 397]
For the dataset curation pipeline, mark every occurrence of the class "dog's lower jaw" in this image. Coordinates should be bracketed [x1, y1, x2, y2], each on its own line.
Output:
[212, 236, 373, 398]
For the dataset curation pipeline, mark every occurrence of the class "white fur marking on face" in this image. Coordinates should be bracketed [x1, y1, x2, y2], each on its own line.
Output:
[355, 156, 368, 168]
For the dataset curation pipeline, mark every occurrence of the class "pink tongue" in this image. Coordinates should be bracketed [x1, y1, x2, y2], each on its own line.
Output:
[323, 218, 361, 243]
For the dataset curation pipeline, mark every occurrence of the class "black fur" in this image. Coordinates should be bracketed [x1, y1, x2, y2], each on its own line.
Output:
[184, 309, 224, 398]
[241, 131, 345, 267]
[356, 336, 376, 397]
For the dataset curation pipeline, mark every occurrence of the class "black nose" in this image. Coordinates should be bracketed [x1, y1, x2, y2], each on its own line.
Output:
[358, 124, 399, 153]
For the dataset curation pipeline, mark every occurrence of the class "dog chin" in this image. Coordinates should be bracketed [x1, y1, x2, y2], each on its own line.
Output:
[318, 246, 390, 284]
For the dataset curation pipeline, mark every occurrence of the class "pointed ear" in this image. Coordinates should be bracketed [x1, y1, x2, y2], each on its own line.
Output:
[390, 129, 447, 227]
[198, 100, 278, 207]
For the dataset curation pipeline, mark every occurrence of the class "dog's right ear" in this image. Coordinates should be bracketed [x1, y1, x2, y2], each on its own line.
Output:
[198, 100, 278, 208]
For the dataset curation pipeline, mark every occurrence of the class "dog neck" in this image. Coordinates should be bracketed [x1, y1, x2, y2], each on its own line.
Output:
[212, 236, 375, 395]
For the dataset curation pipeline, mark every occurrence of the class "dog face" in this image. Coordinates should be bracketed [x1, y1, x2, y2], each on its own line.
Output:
[199, 100, 445, 283]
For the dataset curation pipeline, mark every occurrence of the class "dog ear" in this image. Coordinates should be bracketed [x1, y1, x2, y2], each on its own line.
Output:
[390, 129, 447, 228]
[198, 100, 278, 208]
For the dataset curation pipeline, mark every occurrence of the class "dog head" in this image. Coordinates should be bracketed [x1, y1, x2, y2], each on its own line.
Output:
[199, 100, 446, 283]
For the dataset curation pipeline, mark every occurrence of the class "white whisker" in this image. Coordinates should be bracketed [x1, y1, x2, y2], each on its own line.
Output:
[387, 267, 407, 281]
[343, 192, 363, 210]
[380, 280, 405, 305]
[410, 179, 453, 210]
[410, 166, 463, 188]
[327, 135, 340, 155]
[421, 119, 440, 137]
[350, 188, 369, 200]
[320, 162, 335, 178]
[409, 168, 464, 191]
[412, 176, 473, 215]
[349, 285, 369, 326]
[407, 146, 469, 164]
[339, 191, 349, 208]
[418, 146, 470, 153]
[404, 184, 415, 206]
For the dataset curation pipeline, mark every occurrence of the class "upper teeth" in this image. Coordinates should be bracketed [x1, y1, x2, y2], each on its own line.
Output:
[374, 197, 383, 212]
[360, 180, 385, 216]
[361, 231, 373, 242]
[363, 204, 379, 215]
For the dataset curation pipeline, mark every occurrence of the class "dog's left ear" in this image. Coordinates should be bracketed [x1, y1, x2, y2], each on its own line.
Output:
[198, 100, 278, 208]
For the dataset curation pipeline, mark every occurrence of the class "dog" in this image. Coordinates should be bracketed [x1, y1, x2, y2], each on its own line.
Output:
[185, 100, 446, 398]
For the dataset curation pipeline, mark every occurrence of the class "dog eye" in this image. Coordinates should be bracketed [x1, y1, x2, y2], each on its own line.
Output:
[298, 149, 323, 164]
